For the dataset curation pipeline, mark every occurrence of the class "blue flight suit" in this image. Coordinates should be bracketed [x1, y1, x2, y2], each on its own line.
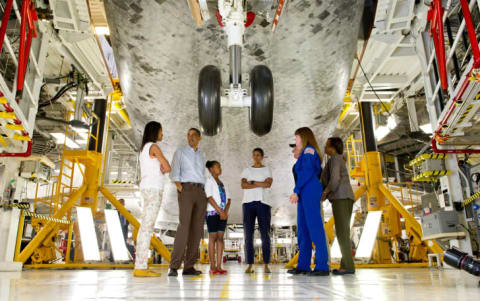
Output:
[294, 145, 329, 272]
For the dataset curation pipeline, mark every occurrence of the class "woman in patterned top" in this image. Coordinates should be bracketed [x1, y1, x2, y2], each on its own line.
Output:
[205, 160, 231, 274]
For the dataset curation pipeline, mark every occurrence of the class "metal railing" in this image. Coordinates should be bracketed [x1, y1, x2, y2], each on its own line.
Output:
[32, 109, 99, 217]
[385, 182, 423, 216]
[345, 135, 363, 176]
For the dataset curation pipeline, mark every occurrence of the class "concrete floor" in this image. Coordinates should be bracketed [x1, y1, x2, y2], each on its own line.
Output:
[1, 264, 479, 300]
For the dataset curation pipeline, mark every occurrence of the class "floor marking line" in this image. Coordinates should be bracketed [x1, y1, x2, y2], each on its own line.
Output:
[249, 273, 274, 281]
[220, 276, 230, 299]
[187, 274, 205, 281]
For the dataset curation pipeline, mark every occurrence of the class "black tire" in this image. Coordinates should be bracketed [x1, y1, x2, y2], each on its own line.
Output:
[198, 65, 222, 136]
[250, 65, 274, 136]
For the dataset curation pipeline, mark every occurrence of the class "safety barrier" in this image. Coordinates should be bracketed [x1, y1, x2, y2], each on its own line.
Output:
[413, 170, 451, 182]
[409, 153, 448, 166]
[462, 191, 480, 207]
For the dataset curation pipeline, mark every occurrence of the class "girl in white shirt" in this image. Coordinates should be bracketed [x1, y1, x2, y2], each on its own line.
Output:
[241, 147, 273, 274]
[205, 160, 231, 274]
[134, 121, 171, 277]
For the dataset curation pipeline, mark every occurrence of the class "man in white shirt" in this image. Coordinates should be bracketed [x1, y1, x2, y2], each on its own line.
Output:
[168, 128, 206, 276]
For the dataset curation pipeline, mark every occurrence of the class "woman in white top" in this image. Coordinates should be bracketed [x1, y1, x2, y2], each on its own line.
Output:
[241, 147, 273, 274]
[134, 121, 171, 277]
[205, 160, 231, 275]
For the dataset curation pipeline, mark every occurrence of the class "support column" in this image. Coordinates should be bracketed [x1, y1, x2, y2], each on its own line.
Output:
[89, 99, 107, 153]
[394, 156, 401, 183]
[359, 101, 391, 263]
[359, 101, 385, 210]
[82, 99, 107, 212]
[359, 102, 377, 153]
[103, 132, 114, 185]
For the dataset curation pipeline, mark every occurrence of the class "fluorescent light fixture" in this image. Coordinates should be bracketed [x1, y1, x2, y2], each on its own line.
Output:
[74, 127, 89, 133]
[95, 26, 110, 35]
[387, 115, 397, 129]
[50, 133, 80, 149]
[331, 213, 356, 259]
[104, 209, 131, 262]
[420, 124, 433, 134]
[376, 116, 398, 140]
[355, 211, 383, 261]
[76, 207, 101, 261]
[229, 232, 244, 239]
[375, 126, 390, 140]
[77, 132, 89, 140]
[276, 238, 292, 244]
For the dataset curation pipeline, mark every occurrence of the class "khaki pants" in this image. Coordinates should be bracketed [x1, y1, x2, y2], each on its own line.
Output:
[331, 198, 355, 271]
[170, 183, 207, 270]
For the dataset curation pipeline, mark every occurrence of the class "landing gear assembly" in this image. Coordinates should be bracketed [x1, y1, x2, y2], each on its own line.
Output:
[198, 0, 274, 136]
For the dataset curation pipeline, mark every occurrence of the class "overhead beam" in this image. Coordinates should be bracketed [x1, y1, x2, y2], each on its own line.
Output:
[371, 74, 409, 85]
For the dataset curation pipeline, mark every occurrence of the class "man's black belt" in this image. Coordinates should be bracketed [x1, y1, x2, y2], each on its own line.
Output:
[182, 182, 204, 188]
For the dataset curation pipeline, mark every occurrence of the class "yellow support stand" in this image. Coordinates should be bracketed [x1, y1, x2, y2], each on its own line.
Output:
[14, 210, 26, 261]
[16, 186, 87, 263]
[100, 187, 171, 262]
[16, 90, 170, 267]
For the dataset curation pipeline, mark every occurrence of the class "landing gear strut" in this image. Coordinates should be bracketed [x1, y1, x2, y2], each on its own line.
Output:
[198, 0, 274, 136]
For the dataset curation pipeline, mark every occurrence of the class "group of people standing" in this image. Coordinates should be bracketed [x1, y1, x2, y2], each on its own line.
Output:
[132, 122, 355, 278]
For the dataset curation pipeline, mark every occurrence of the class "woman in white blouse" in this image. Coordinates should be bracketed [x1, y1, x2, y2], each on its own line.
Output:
[241, 147, 273, 274]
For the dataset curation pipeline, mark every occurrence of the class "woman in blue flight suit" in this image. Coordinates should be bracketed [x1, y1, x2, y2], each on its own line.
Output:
[288, 127, 329, 276]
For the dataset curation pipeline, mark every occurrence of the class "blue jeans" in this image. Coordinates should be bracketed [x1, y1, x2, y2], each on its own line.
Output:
[243, 201, 271, 264]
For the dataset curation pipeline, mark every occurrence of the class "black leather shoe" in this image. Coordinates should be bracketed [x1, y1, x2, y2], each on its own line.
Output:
[287, 268, 309, 275]
[183, 268, 202, 275]
[332, 269, 355, 275]
[168, 269, 178, 277]
[308, 270, 330, 276]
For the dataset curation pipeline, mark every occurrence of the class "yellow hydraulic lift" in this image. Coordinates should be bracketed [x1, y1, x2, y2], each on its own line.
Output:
[14, 91, 171, 268]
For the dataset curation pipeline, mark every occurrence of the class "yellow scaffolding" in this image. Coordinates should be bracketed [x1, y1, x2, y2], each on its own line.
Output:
[16, 92, 171, 266]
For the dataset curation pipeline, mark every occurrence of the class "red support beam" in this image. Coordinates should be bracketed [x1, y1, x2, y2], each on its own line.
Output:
[459, 0, 480, 68]
[428, 0, 448, 91]
[0, 0, 14, 56]
[432, 138, 480, 154]
[16, 0, 38, 92]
